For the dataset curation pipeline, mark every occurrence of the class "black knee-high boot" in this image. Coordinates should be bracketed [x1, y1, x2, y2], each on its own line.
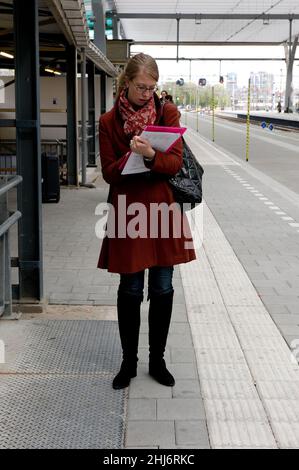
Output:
[148, 290, 175, 386]
[113, 291, 143, 390]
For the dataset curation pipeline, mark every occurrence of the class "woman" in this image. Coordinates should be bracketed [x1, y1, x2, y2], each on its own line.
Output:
[165, 94, 174, 103]
[160, 89, 168, 103]
[97, 53, 196, 390]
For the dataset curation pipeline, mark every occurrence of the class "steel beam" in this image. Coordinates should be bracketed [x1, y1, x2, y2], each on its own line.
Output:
[100, 70, 106, 115]
[80, 48, 88, 185]
[92, 0, 107, 53]
[39, 51, 67, 58]
[287, 19, 293, 110]
[112, 12, 119, 40]
[284, 22, 298, 112]
[0, 8, 13, 14]
[0, 119, 16, 127]
[151, 57, 297, 61]
[13, 0, 43, 302]
[131, 41, 283, 46]
[0, 1, 13, 9]
[66, 44, 79, 186]
[108, 13, 299, 20]
[176, 18, 179, 62]
[87, 60, 96, 167]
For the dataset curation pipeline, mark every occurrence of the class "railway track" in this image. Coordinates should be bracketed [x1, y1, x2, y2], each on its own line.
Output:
[215, 113, 299, 133]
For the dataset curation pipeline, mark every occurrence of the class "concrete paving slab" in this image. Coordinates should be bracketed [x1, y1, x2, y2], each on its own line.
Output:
[157, 398, 206, 420]
[125, 421, 176, 447]
[175, 420, 210, 447]
[5, 124, 299, 449]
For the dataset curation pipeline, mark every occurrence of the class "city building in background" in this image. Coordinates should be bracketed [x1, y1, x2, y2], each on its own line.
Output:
[250, 71, 275, 110]
[226, 72, 238, 110]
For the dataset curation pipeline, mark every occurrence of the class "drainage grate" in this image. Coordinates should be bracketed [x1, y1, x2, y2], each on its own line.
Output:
[0, 374, 125, 449]
[0, 320, 126, 449]
[13, 320, 121, 374]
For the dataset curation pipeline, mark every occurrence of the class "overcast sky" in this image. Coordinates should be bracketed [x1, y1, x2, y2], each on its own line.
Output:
[131, 44, 299, 90]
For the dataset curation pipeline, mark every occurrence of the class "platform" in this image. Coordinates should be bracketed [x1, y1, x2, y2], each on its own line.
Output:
[1, 127, 299, 448]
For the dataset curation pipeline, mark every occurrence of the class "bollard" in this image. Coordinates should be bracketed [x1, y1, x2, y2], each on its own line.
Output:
[212, 86, 215, 142]
[246, 78, 251, 162]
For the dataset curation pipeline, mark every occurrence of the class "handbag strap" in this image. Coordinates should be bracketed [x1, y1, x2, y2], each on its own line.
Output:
[159, 102, 184, 142]
[158, 102, 165, 126]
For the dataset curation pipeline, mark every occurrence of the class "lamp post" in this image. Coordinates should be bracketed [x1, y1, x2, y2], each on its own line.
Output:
[196, 86, 199, 132]
[280, 68, 283, 103]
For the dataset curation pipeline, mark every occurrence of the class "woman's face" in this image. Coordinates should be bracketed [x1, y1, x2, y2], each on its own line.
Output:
[126, 71, 157, 107]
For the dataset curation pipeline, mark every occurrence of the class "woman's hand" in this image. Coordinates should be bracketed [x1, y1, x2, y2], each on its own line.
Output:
[130, 136, 155, 160]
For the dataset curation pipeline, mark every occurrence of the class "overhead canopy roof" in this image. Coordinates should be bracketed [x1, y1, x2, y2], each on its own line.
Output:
[112, 0, 299, 44]
[0, 0, 117, 76]
[49, 0, 117, 75]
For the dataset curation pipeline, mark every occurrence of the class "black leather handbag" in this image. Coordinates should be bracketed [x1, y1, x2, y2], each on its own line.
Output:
[169, 137, 204, 210]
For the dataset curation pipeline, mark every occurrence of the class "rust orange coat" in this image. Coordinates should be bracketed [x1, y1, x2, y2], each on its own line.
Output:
[97, 94, 196, 274]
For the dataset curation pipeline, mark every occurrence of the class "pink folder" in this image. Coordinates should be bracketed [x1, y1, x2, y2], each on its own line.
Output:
[144, 126, 186, 152]
[118, 126, 186, 170]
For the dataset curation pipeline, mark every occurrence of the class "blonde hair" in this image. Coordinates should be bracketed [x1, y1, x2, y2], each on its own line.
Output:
[117, 53, 159, 94]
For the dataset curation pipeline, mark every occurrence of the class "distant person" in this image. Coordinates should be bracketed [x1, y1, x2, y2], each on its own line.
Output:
[160, 90, 168, 103]
[277, 101, 282, 113]
[165, 94, 174, 103]
[165, 94, 180, 117]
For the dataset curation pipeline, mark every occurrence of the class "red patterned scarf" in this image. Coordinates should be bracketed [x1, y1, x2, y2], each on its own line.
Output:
[118, 88, 157, 136]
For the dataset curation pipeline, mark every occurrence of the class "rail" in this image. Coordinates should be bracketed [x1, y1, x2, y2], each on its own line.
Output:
[0, 175, 22, 319]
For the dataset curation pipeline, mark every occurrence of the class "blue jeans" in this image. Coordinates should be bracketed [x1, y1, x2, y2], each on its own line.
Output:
[118, 266, 174, 300]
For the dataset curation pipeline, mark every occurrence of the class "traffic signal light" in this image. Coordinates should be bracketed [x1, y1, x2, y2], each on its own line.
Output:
[176, 78, 184, 86]
[219, 76, 224, 84]
[198, 78, 206, 86]
[105, 13, 113, 36]
[86, 12, 95, 30]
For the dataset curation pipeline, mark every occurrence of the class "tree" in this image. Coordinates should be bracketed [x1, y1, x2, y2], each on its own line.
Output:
[159, 81, 230, 109]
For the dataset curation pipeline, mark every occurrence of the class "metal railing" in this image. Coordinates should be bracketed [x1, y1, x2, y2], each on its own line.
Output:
[0, 139, 68, 182]
[0, 122, 99, 180]
[0, 154, 16, 175]
[0, 175, 22, 319]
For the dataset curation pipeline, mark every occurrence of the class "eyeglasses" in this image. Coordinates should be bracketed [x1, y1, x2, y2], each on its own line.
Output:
[131, 81, 158, 94]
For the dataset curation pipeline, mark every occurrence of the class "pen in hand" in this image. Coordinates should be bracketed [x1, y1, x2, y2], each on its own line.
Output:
[130, 136, 156, 160]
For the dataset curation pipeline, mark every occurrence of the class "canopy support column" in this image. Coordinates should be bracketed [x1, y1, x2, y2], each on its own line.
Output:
[66, 45, 79, 186]
[87, 61, 96, 167]
[284, 20, 298, 112]
[14, 0, 43, 302]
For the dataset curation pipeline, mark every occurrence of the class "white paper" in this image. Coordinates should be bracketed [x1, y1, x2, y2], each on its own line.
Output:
[121, 152, 150, 175]
[121, 130, 181, 175]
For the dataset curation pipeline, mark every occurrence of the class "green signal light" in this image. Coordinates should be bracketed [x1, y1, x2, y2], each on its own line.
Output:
[105, 18, 113, 29]
[86, 12, 95, 30]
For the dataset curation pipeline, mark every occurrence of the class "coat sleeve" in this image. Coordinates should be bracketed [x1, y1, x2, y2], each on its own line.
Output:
[99, 116, 128, 184]
[144, 103, 183, 176]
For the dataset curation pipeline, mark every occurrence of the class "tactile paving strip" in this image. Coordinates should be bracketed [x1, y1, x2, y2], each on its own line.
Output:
[181, 194, 299, 447]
